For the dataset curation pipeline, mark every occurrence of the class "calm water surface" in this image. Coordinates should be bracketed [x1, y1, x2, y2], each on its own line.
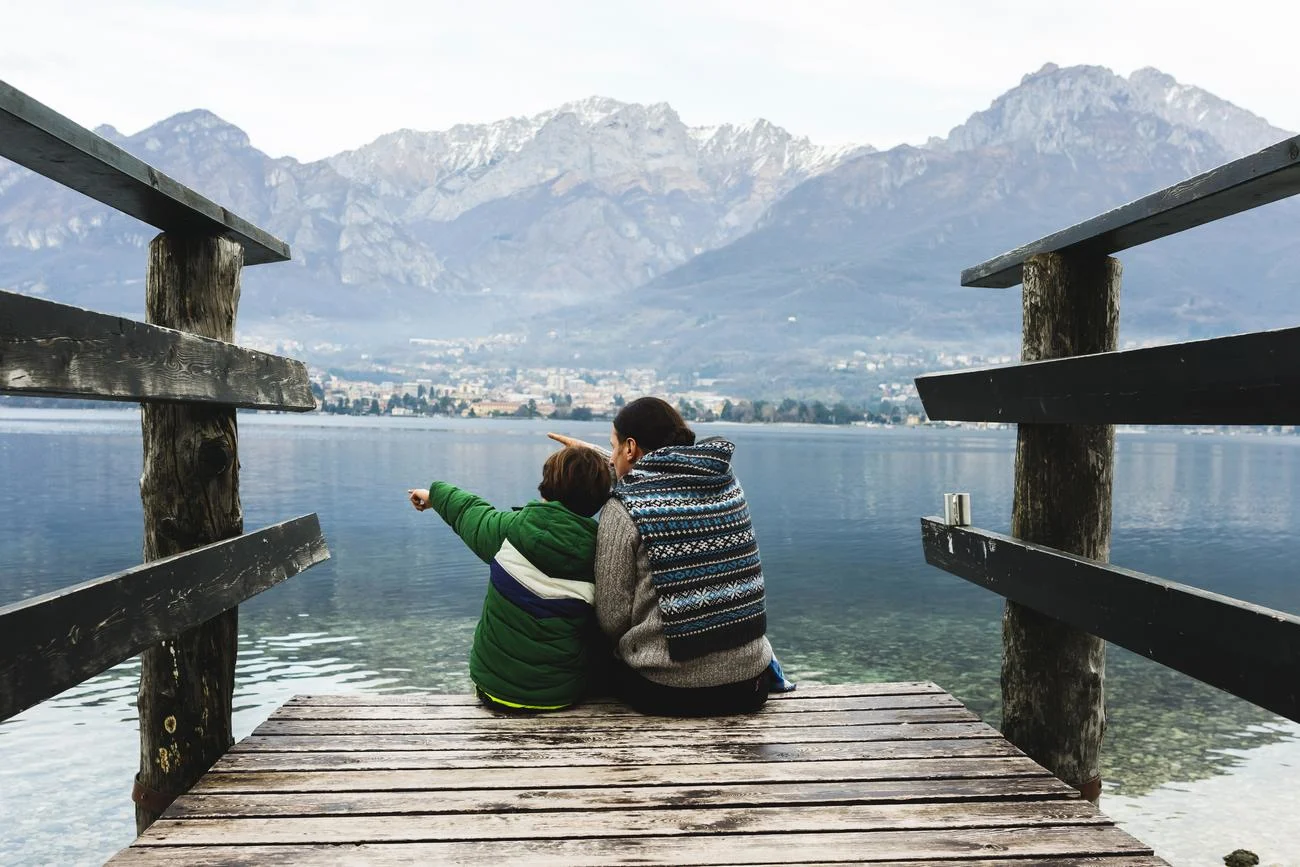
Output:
[1, 409, 1297, 865]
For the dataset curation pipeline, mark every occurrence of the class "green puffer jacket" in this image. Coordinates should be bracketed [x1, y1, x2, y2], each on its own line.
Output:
[426, 482, 600, 709]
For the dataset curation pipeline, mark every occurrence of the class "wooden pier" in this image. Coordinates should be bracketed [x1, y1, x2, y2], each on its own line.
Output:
[6, 72, 1300, 867]
[108, 683, 1163, 865]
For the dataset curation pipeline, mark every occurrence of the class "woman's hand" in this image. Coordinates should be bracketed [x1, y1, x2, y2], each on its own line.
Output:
[548, 433, 596, 450]
[408, 488, 430, 511]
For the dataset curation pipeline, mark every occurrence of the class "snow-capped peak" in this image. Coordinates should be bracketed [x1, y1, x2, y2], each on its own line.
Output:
[935, 63, 1291, 161]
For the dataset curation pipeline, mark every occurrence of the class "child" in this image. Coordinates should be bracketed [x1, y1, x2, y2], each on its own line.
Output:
[407, 445, 611, 711]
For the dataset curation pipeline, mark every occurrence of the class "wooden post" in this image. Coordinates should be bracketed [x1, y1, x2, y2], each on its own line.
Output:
[1002, 251, 1120, 803]
[135, 235, 244, 832]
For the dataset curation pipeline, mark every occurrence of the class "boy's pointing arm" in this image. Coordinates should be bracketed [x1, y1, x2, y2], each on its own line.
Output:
[426, 481, 516, 564]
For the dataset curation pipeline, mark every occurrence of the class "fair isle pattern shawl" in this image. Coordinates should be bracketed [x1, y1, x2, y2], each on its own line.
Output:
[612, 439, 767, 661]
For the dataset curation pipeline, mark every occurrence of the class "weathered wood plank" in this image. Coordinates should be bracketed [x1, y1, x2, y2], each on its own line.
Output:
[916, 324, 1300, 424]
[135, 233, 245, 830]
[1000, 251, 1117, 802]
[922, 518, 1300, 723]
[113, 852, 1165, 867]
[790, 861, 1168, 867]
[213, 738, 1022, 772]
[0, 80, 288, 265]
[257, 707, 977, 734]
[273, 696, 961, 720]
[138, 800, 1108, 845]
[796, 863, 1164, 867]
[164, 776, 1078, 818]
[962, 134, 1300, 288]
[732, 862, 1166, 867]
[281, 682, 944, 706]
[0, 290, 314, 410]
[0, 514, 329, 722]
[111, 680, 1164, 864]
[267, 706, 975, 729]
[191, 755, 1056, 793]
[236, 722, 997, 752]
[109, 825, 1155, 864]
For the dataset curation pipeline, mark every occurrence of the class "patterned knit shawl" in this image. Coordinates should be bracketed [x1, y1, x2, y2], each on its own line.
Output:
[612, 439, 767, 662]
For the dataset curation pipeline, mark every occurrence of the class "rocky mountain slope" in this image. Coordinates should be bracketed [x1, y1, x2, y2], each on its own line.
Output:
[3, 63, 1297, 393]
[523, 64, 1299, 388]
[0, 96, 862, 338]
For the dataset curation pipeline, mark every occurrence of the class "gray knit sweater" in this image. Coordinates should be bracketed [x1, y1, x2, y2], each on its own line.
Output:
[594, 499, 773, 688]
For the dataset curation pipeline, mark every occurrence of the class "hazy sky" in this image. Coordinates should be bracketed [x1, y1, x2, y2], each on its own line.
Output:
[3, 0, 1294, 162]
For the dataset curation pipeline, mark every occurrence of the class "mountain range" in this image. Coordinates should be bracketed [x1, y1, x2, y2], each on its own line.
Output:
[2, 63, 1298, 395]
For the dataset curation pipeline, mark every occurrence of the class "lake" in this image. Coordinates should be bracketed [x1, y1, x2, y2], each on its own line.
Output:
[1, 408, 1298, 866]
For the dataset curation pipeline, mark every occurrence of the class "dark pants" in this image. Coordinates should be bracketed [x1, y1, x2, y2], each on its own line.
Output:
[612, 661, 770, 717]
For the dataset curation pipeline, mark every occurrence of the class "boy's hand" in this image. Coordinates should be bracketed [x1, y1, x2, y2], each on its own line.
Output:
[408, 489, 430, 511]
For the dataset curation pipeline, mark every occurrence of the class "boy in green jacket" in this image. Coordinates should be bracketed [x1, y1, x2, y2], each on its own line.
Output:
[407, 446, 611, 711]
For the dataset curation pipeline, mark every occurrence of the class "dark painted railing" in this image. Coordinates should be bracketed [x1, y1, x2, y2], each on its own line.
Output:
[0, 80, 330, 830]
[916, 135, 1300, 798]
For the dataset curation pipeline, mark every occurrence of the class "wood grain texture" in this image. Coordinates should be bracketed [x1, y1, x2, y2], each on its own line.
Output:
[165, 776, 1078, 818]
[272, 695, 958, 720]
[922, 519, 1300, 723]
[0, 290, 313, 410]
[0, 80, 288, 265]
[190, 755, 1058, 793]
[234, 722, 997, 752]
[268, 706, 975, 728]
[1001, 252, 1118, 799]
[111, 851, 1165, 867]
[915, 324, 1300, 424]
[109, 826, 1156, 865]
[962, 134, 1300, 287]
[257, 707, 976, 733]
[109, 684, 1163, 864]
[212, 737, 1022, 772]
[0, 514, 329, 723]
[136, 800, 1109, 845]
[280, 682, 945, 705]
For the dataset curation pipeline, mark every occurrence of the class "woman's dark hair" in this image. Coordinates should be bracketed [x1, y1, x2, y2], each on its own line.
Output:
[613, 397, 696, 453]
[538, 446, 611, 517]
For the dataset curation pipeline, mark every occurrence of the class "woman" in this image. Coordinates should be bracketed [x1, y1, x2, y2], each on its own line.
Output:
[551, 397, 774, 715]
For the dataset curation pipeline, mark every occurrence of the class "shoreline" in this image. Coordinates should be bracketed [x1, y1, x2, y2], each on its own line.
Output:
[2, 405, 1299, 441]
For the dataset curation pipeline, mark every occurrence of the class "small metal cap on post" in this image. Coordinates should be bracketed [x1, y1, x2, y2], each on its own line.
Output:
[943, 493, 972, 527]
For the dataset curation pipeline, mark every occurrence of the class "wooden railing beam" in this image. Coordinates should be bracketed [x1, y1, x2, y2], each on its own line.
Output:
[0, 290, 315, 411]
[915, 325, 1300, 425]
[0, 514, 329, 724]
[922, 519, 1300, 723]
[963, 136, 1300, 288]
[0, 79, 288, 265]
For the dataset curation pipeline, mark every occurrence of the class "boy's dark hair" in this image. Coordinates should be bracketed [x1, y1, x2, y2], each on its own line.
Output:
[539, 446, 611, 517]
[613, 396, 696, 453]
